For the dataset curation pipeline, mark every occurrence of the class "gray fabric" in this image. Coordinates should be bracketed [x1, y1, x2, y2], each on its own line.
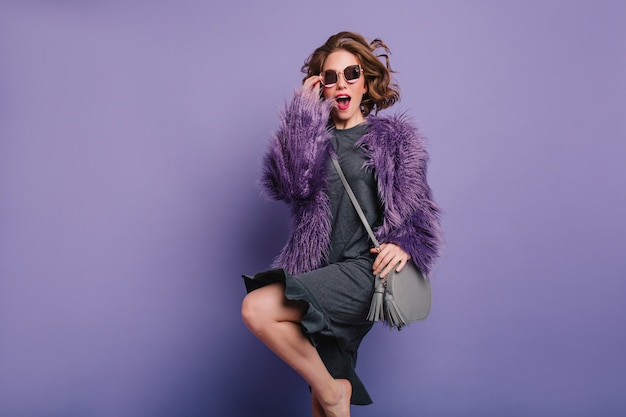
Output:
[327, 123, 382, 263]
[331, 156, 380, 248]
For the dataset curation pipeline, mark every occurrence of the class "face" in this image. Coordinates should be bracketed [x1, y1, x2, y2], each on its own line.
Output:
[321, 50, 368, 130]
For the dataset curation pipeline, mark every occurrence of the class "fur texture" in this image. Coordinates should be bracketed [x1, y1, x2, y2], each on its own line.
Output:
[262, 90, 442, 276]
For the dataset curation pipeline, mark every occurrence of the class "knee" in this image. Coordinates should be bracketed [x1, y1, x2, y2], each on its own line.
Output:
[241, 292, 266, 333]
[241, 284, 301, 335]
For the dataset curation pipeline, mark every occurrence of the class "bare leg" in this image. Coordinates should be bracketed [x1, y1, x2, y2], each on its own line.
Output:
[241, 283, 351, 417]
[312, 392, 327, 417]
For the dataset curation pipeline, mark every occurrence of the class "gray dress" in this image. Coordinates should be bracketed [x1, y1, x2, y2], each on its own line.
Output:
[244, 123, 382, 405]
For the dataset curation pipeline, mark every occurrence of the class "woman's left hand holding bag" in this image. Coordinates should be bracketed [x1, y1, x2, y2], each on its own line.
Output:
[370, 243, 411, 279]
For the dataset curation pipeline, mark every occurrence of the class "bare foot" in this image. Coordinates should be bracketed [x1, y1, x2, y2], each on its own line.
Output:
[315, 379, 351, 417]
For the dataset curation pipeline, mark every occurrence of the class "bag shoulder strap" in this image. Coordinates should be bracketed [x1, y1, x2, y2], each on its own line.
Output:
[331, 156, 381, 249]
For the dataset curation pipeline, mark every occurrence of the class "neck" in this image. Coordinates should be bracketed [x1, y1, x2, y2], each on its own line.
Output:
[332, 114, 365, 130]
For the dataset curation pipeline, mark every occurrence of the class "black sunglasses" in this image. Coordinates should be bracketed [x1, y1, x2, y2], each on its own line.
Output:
[320, 65, 362, 87]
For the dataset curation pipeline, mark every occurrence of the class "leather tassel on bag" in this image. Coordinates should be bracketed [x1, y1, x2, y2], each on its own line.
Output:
[367, 279, 385, 322]
[384, 292, 407, 330]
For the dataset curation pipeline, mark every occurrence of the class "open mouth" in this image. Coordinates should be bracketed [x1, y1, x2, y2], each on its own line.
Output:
[335, 95, 351, 110]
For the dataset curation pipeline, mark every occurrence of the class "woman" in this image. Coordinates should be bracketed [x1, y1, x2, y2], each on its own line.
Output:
[241, 31, 442, 417]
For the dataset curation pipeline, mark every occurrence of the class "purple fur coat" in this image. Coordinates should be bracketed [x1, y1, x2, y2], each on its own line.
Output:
[262, 90, 442, 276]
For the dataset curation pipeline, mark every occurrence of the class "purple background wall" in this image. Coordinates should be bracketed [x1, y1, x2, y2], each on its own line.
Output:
[1, 1, 625, 416]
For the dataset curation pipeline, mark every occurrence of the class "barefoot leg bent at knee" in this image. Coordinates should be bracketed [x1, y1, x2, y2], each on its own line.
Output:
[241, 284, 351, 416]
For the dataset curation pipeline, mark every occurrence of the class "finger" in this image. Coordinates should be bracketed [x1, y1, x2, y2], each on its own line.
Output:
[372, 259, 381, 275]
[303, 75, 319, 85]
[372, 250, 390, 273]
[381, 252, 409, 276]
[380, 260, 399, 279]
[374, 253, 396, 276]
[303, 75, 322, 91]
[371, 249, 381, 271]
[394, 258, 408, 272]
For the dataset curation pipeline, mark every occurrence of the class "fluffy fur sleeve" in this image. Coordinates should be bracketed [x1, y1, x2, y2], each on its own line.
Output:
[261, 90, 334, 202]
[360, 114, 443, 277]
[260, 90, 335, 274]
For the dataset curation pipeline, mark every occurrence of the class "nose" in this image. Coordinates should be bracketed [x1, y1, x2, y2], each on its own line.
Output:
[336, 72, 348, 88]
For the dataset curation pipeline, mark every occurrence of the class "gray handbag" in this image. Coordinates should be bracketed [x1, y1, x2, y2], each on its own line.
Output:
[331, 156, 431, 330]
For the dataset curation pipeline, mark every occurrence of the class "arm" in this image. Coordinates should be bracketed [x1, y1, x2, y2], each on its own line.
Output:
[364, 114, 443, 277]
[371, 199, 441, 278]
[261, 87, 334, 203]
[382, 192, 442, 277]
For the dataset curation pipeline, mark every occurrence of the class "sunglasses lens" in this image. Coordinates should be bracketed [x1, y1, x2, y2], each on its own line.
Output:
[321, 65, 361, 86]
[344, 65, 361, 82]
[323, 70, 338, 86]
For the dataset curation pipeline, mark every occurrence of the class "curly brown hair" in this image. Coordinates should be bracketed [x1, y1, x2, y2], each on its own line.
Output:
[301, 31, 400, 116]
